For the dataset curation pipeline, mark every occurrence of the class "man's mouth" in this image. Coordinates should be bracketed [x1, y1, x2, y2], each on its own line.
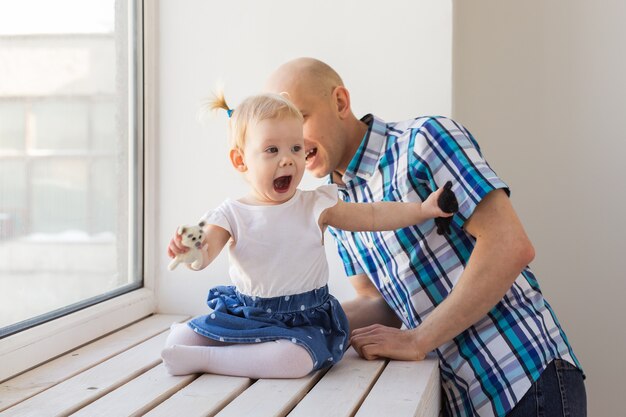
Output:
[305, 147, 318, 163]
[273, 175, 292, 193]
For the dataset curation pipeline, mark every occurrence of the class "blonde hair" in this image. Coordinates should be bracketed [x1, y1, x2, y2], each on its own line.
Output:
[208, 91, 303, 150]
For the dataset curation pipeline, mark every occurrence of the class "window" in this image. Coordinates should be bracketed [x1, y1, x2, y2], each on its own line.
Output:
[0, 0, 142, 337]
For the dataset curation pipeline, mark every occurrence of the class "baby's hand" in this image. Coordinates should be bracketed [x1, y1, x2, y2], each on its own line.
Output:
[167, 229, 189, 259]
[167, 222, 208, 271]
[423, 184, 456, 219]
[437, 181, 459, 214]
[433, 181, 459, 235]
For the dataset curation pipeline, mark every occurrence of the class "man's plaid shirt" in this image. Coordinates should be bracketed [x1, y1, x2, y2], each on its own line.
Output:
[329, 114, 581, 417]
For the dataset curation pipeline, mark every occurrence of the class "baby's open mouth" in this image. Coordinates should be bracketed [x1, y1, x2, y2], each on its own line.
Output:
[273, 175, 292, 193]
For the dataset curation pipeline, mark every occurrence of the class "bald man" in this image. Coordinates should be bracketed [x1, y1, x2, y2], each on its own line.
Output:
[265, 58, 586, 417]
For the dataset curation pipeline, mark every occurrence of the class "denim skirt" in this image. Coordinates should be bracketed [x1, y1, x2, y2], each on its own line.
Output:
[188, 284, 349, 371]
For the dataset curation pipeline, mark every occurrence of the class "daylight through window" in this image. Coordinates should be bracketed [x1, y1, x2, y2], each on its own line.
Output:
[0, 0, 142, 336]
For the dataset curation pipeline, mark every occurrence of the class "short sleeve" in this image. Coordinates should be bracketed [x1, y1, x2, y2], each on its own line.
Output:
[410, 117, 509, 227]
[200, 201, 232, 235]
[312, 184, 339, 222]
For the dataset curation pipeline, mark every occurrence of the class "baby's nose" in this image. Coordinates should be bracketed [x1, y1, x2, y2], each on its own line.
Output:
[280, 157, 294, 167]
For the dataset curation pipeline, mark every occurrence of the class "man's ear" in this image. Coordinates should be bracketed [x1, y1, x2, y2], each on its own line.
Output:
[229, 148, 247, 172]
[333, 86, 351, 119]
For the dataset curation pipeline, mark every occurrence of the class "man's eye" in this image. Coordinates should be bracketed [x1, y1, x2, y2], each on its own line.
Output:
[292, 145, 302, 152]
[265, 146, 278, 153]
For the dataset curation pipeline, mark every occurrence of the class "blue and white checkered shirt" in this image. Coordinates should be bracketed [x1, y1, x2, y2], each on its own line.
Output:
[329, 114, 581, 417]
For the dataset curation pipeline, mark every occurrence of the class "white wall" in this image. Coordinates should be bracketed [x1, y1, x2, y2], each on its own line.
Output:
[156, 0, 452, 314]
[453, 1, 626, 415]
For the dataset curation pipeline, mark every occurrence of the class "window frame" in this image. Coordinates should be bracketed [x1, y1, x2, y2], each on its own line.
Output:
[0, 0, 158, 382]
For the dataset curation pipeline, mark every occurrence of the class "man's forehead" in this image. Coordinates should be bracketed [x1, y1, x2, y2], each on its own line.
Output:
[269, 87, 310, 111]
[265, 75, 328, 113]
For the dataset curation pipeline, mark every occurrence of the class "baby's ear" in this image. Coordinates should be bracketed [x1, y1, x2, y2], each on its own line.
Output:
[229, 148, 247, 172]
[177, 226, 187, 235]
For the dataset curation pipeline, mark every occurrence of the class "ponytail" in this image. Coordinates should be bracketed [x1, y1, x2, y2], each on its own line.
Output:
[207, 90, 233, 117]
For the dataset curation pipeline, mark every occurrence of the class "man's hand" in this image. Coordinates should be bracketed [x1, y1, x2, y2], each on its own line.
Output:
[350, 324, 427, 361]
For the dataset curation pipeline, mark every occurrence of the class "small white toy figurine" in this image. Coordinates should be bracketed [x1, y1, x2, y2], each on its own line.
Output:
[167, 221, 206, 271]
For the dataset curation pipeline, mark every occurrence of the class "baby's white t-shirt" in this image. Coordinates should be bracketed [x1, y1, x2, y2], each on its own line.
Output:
[201, 184, 339, 298]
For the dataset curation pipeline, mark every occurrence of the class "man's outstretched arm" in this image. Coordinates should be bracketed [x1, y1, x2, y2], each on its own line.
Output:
[350, 189, 535, 361]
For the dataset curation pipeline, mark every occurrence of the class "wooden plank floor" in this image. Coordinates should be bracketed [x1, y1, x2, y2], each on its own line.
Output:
[0, 314, 440, 417]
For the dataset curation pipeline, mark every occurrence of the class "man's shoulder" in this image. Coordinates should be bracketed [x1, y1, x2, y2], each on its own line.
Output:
[387, 115, 453, 134]
[362, 113, 456, 141]
[378, 116, 452, 153]
[384, 116, 473, 154]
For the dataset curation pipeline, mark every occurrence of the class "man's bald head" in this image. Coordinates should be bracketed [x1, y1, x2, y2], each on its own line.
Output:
[265, 57, 344, 99]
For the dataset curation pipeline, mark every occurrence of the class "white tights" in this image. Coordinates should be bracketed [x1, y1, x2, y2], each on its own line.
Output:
[161, 323, 314, 378]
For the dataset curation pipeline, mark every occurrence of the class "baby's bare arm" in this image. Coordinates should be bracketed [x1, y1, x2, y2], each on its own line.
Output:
[321, 187, 453, 232]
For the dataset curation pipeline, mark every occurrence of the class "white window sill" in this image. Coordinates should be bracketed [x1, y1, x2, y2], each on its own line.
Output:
[0, 314, 440, 416]
[0, 287, 156, 382]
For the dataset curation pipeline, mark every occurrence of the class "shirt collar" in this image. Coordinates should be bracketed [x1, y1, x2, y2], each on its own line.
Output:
[333, 114, 387, 186]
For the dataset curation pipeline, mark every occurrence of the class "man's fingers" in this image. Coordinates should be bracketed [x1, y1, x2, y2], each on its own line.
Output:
[351, 325, 388, 349]
[361, 344, 381, 361]
[351, 325, 425, 361]
[351, 334, 383, 361]
[351, 324, 382, 337]
[351, 327, 384, 358]
[351, 337, 369, 358]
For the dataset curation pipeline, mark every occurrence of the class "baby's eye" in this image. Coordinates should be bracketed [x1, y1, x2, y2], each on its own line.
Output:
[292, 145, 303, 152]
[265, 146, 278, 153]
